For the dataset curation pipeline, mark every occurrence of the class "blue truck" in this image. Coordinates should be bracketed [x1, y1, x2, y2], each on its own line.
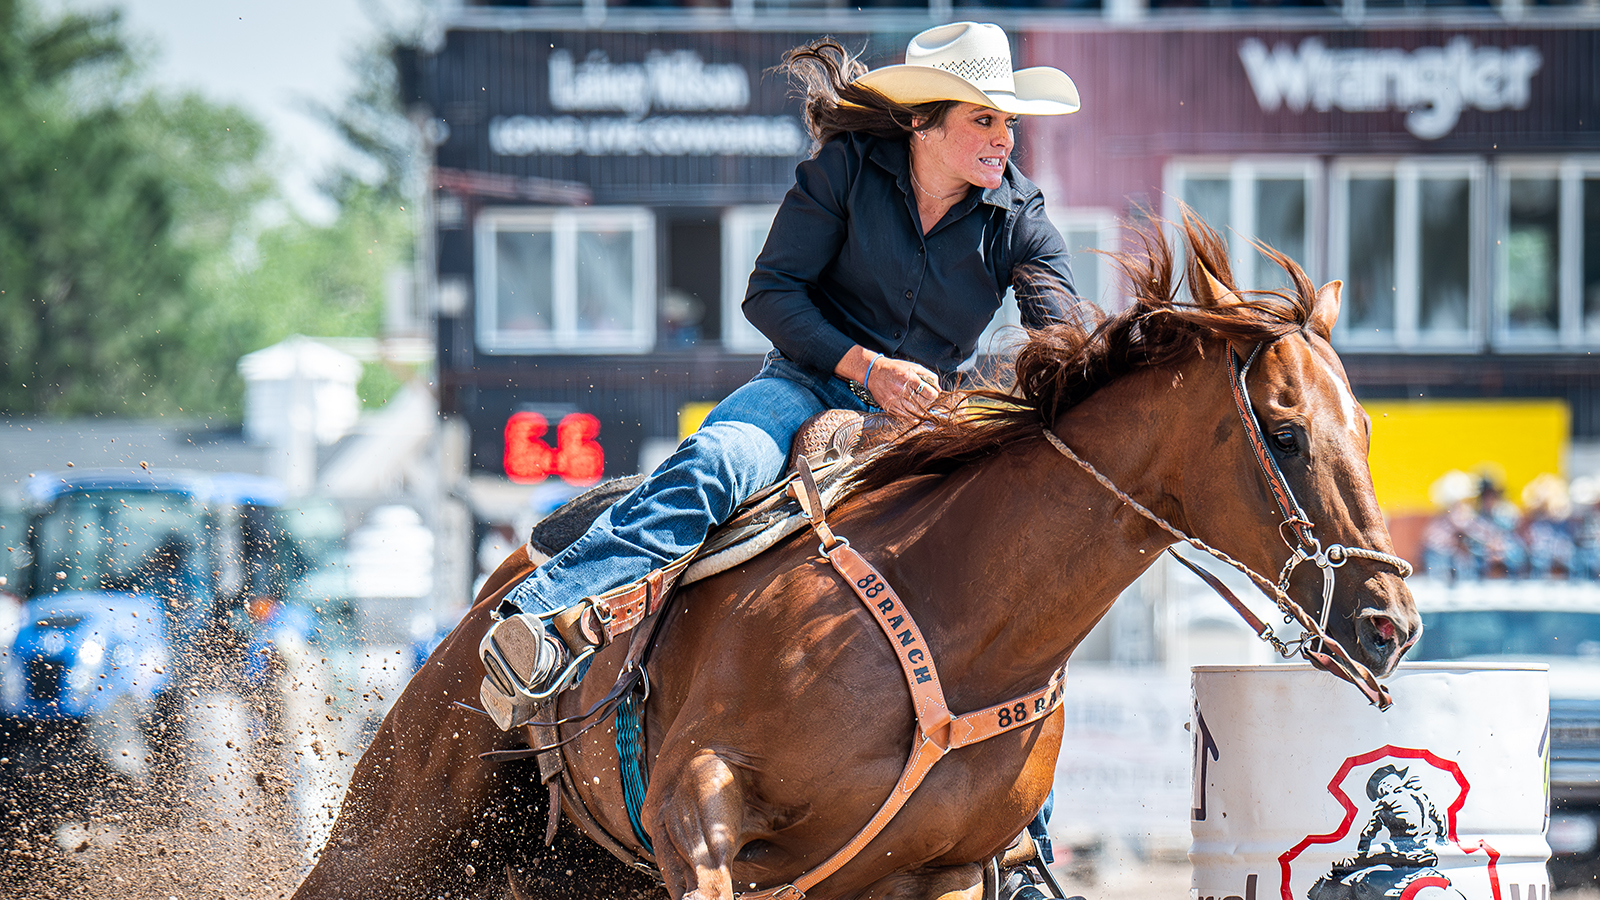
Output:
[0, 469, 324, 826]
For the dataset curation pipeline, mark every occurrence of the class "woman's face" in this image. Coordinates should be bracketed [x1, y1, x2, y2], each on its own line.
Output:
[919, 103, 1017, 190]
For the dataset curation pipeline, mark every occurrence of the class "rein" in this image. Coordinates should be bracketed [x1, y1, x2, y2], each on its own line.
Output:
[1042, 339, 1412, 710]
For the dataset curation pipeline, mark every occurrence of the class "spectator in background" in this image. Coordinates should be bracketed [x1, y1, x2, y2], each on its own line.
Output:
[1421, 470, 1600, 582]
[1423, 469, 1534, 581]
[1521, 474, 1578, 579]
[1467, 476, 1528, 578]
[1571, 476, 1600, 580]
[1423, 470, 1478, 583]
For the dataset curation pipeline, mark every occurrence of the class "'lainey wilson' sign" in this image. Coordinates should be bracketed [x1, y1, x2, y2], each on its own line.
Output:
[490, 49, 807, 158]
[1239, 36, 1543, 140]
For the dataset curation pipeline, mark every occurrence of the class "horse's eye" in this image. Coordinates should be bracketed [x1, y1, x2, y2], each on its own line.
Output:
[1271, 429, 1299, 455]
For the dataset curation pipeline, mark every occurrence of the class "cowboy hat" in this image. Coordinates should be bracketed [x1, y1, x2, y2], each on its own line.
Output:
[1366, 764, 1409, 800]
[854, 22, 1079, 117]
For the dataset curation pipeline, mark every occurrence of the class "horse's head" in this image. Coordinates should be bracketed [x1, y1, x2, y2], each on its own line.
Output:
[1180, 221, 1419, 680]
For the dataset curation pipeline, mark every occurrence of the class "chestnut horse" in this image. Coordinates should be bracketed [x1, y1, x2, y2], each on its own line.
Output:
[292, 219, 1418, 900]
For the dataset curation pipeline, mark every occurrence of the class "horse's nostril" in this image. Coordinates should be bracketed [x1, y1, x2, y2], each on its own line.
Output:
[1375, 618, 1396, 643]
[1359, 616, 1399, 656]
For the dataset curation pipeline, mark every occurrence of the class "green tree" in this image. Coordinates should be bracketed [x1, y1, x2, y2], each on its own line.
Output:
[0, 0, 419, 417]
[0, 0, 272, 415]
[314, 41, 421, 208]
[196, 184, 408, 372]
[198, 38, 419, 411]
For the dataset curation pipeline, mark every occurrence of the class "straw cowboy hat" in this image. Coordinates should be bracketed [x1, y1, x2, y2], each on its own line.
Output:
[855, 22, 1080, 116]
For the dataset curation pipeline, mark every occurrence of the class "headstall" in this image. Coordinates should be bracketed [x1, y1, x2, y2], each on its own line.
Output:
[1044, 338, 1414, 710]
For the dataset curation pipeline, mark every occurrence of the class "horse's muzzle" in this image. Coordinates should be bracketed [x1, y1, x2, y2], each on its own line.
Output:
[1355, 611, 1410, 676]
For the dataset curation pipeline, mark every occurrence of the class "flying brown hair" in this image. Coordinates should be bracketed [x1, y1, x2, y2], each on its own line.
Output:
[777, 38, 957, 151]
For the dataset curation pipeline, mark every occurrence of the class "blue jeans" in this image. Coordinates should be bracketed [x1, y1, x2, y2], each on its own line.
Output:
[503, 351, 872, 613]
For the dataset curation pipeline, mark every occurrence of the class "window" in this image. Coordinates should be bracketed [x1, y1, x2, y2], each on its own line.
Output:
[1169, 155, 1600, 352]
[971, 208, 1119, 361]
[1058, 210, 1121, 312]
[1500, 163, 1562, 343]
[1493, 159, 1600, 348]
[1330, 159, 1484, 350]
[661, 213, 723, 350]
[36, 492, 205, 599]
[476, 207, 655, 354]
[1165, 159, 1317, 296]
[1586, 173, 1600, 336]
[721, 205, 780, 354]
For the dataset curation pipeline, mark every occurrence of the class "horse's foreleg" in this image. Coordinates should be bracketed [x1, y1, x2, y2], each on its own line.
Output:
[292, 550, 540, 900]
[645, 747, 748, 900]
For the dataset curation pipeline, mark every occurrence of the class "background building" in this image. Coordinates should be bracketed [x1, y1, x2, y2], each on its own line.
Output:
[401, 2, 1600, 537]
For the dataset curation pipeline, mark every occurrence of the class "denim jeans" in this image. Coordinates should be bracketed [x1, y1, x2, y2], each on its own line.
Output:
[503, 351, 872, 614]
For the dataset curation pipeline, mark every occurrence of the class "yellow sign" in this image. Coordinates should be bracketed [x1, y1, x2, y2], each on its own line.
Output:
[1364, 399, 1568, 515]
[679, 402, 716, 442]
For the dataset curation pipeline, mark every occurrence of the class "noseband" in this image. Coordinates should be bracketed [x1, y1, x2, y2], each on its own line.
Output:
[1044, 338, 1413, 710]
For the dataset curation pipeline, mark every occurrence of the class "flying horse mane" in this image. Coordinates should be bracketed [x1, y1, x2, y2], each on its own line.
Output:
[850, 214, 1319, 494]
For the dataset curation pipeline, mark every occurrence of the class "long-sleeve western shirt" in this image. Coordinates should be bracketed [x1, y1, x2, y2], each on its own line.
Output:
[744, 132, 1078, 380]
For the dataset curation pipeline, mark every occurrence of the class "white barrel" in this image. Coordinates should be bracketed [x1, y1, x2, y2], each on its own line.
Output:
[1190, 663, 1550, 900]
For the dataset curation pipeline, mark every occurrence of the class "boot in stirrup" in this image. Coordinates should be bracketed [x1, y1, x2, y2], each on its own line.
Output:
[478, 601, 598, 730]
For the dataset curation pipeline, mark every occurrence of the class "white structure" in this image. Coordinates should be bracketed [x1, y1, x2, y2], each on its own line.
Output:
[238, 336, 362, 496]
[1192, 664, 1550, 900]
[346, 505, 436, 602]
[317, 382, 438, 499]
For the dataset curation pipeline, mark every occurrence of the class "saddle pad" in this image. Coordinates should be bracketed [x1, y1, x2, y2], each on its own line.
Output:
[528, 475, 646, 560]
[680, 456, 862, 586]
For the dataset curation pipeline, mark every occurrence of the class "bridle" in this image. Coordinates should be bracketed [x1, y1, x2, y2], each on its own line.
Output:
[1043, 337, 1414, 710]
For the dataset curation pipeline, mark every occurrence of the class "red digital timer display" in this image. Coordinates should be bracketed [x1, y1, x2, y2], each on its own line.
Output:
[503, 411, 604, 486]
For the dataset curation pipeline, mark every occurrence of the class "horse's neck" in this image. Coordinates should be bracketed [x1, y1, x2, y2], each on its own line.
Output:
[870, 368, 1207, 705]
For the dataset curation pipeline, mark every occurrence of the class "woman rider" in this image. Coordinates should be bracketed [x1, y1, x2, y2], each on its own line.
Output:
[480, 22, 1083, 730]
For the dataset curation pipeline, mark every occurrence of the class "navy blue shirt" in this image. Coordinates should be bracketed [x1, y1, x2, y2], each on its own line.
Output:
[743, 132, 1077, 379]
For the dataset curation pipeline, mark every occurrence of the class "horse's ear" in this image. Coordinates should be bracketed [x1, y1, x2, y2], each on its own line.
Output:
[1196, 266, 1244, 309]
[1310, 280, 1343, 341]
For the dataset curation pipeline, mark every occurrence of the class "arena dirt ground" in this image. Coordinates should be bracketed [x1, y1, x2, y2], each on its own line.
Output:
[4, 838, 1596, 899]
[3, 815, 307, 900]
[5, 739, 1586, 900]
[0, 655, 369, 900]
[0, 709, 313, 900]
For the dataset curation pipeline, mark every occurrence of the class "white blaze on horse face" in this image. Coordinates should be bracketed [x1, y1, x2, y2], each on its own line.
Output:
[1317, 354, 1363, 437]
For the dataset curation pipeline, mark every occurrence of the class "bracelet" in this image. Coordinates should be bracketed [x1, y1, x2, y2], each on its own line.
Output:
[864, 352, 881, 391]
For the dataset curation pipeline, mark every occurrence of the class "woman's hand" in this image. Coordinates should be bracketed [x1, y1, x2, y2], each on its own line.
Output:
[837, 346, 941, 417]
[865, 355, 941, 418]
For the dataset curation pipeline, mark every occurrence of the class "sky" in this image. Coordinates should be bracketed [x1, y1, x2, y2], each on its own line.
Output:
[46, 0, 425, 221]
